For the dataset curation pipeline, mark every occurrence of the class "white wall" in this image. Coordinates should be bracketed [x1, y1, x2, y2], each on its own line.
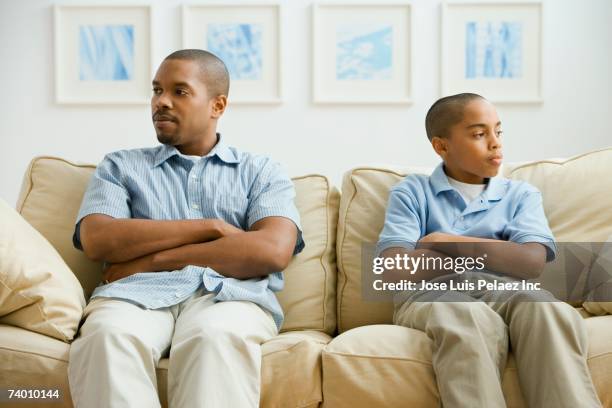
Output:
[1, 0, 611, 205]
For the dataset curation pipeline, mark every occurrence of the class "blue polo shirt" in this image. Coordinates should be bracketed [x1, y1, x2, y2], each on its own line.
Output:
[376, 163, 556, 261]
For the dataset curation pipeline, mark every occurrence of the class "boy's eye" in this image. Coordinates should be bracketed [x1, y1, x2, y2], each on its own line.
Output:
[474, 133, 485, 138]
[496, 130, 504, 137]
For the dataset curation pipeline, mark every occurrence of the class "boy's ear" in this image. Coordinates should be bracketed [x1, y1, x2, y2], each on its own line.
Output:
[431, 136, 448, 158]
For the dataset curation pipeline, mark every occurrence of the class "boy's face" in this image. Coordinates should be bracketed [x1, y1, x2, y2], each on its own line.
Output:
[432, 99, 503, 184]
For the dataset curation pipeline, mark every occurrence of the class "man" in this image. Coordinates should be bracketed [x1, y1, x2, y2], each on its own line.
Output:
[68, 49, 304, 408]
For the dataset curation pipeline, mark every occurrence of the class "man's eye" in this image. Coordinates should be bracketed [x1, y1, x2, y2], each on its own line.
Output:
[176, 89, 187, 95]
[152, 88, 162, 94]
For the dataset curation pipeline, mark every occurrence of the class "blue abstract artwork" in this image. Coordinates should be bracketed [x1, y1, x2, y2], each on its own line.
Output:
[336, 24, 393, 80]
[207, 23, 263, 80]
[79, 25, 134, 81]
[465, 21, 522, 79]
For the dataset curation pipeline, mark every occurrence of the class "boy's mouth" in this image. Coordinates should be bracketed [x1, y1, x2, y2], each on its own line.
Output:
[488, 155, 503, 166]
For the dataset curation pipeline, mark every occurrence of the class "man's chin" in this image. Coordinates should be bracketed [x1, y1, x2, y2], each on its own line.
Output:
[156, 133, 176, 145]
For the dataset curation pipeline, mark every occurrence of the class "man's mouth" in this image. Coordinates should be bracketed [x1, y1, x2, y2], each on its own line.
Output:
[153, 113, 177, 123]
[153, 114, 177, 130]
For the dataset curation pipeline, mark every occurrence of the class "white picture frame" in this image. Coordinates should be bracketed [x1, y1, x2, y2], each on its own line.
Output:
[182, 4, 282, 104]
[312, 2, 413, 104]
[441, 1, 543, 103]
[54, 5, 152, 104]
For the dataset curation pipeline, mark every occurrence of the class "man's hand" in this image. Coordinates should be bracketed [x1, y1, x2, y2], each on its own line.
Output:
[103, 254, 155, 284]
[217, 220, 244, 238]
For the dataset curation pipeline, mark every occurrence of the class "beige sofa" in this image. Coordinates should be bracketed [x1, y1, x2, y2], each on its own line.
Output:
[2, 148, 612, 407]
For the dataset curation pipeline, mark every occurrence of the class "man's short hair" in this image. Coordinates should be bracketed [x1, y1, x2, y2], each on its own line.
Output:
[164, 49, 230, 98]
[425, 93, 486, 141]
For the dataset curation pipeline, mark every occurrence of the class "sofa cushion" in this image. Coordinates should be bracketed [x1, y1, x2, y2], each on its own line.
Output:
[0, 325, 330, 408]
[0, 200, 85, 342]
[505, 148, 612, 242]
[321, 318, 612, 408]
[336, 166, 429, 333]
[16, 157, 101, 299]
[17, 157, 339, 334]
[277, 175, 339, 334]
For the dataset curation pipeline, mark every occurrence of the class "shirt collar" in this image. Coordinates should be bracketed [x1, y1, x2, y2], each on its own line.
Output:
[430, 162, 506, 201]
[153, 133, 240, 167]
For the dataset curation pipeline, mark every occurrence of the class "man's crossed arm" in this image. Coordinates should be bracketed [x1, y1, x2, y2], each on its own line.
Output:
[80, 214, 298, 283]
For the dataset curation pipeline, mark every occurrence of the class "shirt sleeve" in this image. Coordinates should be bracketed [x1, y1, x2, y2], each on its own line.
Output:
[504, 187, 557, 262]
[376, 187, 422, 256]
[72, 154, 132, 250]
[247, 159, 304, 255]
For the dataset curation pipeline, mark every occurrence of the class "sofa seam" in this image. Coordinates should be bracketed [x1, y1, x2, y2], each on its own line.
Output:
[320, 176, 332, 334]
[508, 147, 612, 175]
[588, 351, 612, 361]
[0, 345, 68, 363]
[262, 338, 328, 358]
[323, 350, 433, 366]
[337, 173, 357, 334]
[296, 400, 322, 408]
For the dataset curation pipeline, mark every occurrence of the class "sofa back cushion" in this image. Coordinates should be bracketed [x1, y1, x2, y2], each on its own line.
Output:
[505, 148, 612, 242]
[17, 157, 338, 335]
[336, 166, 430, 333]
[0, 199, 85, 342]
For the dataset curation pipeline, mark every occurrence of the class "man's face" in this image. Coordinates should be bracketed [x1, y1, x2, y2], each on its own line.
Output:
[434, 99, 504, 184]
[151, 59, 214, 147]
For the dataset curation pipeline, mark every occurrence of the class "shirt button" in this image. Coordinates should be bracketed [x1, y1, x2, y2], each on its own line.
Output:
[191, 175, 198, 180]
[192, 204, 200, 210]
[174, 292, 181, 298]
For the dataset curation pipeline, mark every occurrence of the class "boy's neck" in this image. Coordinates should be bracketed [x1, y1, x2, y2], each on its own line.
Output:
[442, 164, 486, 185]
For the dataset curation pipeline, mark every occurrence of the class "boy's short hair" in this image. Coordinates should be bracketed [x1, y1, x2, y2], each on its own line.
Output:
[164, 49, 230, 98]
[425, 93, 486, 141]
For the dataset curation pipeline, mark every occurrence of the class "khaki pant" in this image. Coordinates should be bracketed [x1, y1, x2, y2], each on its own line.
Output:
[394, 276, 601, 408]
[68, 289, 277, 408]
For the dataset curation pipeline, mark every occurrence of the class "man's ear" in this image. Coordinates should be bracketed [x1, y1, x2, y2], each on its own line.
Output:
[210, 95, 227, 119]
[431, 136, 448, 158]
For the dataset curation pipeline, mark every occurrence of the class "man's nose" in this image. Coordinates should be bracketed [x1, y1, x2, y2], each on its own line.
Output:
[154, 92, 172, 110]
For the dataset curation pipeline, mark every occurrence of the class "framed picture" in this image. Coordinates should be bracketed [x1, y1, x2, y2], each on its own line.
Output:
[441, 1, 543, 103]
[54, 5, 152, 104]
[312, 3, 412, 104]
[182, 4, 282, 104]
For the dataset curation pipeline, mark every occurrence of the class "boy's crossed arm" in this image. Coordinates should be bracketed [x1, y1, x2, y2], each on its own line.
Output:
[417, 232, 547, 279]
[379, 232, 547, 283]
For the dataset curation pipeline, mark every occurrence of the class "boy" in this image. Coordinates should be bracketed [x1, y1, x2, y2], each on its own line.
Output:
[376, 93, 601, 407]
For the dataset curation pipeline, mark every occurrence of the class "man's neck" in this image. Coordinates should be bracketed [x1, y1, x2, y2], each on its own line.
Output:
[176, 132, 219, 156]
